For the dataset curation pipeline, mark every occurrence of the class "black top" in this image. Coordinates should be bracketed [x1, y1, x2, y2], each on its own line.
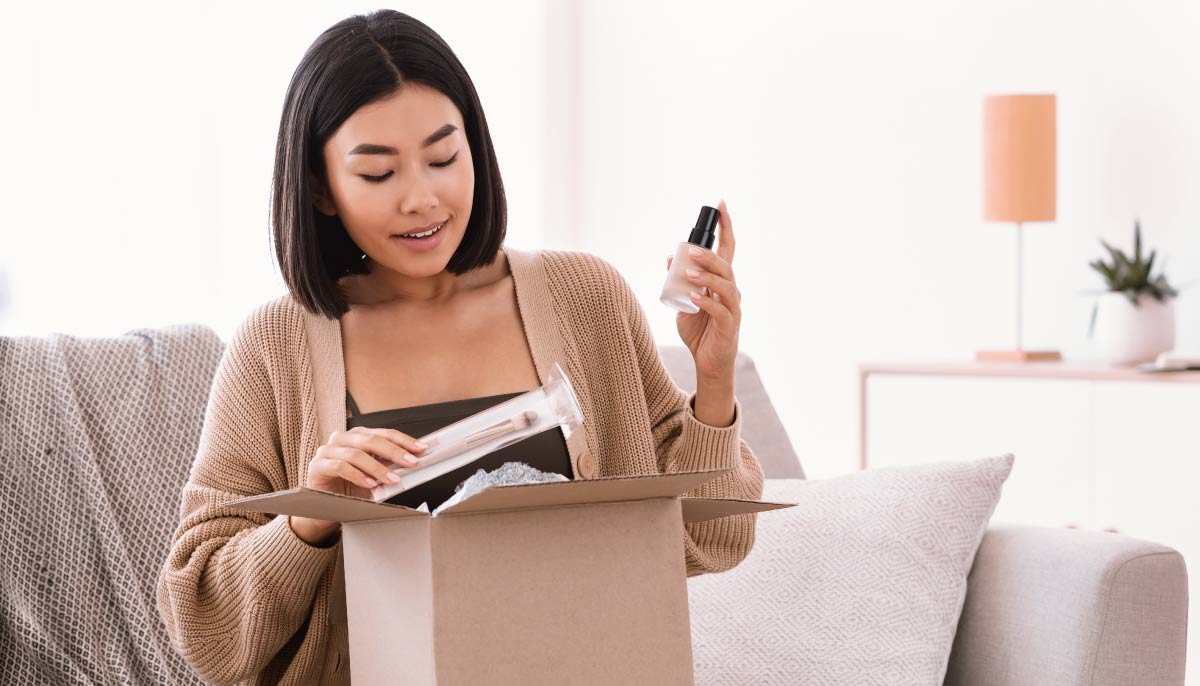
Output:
[346, 390, 574, 511]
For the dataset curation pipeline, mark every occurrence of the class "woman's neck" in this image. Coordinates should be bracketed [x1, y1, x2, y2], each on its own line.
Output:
[341, 249, 510, 308]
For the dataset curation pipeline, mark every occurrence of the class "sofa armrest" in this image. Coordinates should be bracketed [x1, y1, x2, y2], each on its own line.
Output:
[944, 524, 1188, 686]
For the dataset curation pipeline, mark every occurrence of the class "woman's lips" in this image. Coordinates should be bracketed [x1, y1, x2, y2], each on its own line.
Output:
[395, 219, 449, 236]
[389, 220, 447, 252]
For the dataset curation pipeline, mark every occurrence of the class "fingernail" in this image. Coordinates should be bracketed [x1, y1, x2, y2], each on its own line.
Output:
[688, 246, 704, 258]
[415, 441, 428, 450]
[386, 472, 401, 484]
[690, 289, 704, 300]
[686, 268, 700, 278]
[365, 478, 378, 487]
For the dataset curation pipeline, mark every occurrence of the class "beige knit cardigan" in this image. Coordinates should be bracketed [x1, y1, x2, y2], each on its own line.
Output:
[156, 245, 765, 685]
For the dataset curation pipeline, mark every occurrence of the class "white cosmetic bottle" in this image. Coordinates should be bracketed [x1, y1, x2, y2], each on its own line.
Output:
[660, 205, 720, 314]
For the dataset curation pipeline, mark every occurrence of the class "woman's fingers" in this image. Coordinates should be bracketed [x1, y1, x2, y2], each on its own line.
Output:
[389, 427, 437, 450]
[333, 453, 391, 489]
[687, 288, 736, 326]
[316, 445, 404, 488]
[685, 268, 741, 318]
[308, 427, 429, 492]
[686, 243, 735, 284]
[343, 426, 427, 462]
[316, 430, 421, 494]
[715, 199, 735, 265]
[349, 425, 431, 454]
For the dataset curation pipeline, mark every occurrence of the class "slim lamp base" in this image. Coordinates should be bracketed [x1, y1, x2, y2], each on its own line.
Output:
[975, 349, 1063, 362]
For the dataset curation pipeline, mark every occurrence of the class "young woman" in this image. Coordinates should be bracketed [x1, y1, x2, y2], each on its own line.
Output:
[157, 10, 762, 685]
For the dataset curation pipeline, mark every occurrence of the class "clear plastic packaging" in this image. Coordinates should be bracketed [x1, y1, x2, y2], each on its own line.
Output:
[370, 362, 584, 502]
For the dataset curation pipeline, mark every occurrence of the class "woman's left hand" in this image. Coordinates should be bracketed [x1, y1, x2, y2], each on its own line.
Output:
[668, 198, 741, 388]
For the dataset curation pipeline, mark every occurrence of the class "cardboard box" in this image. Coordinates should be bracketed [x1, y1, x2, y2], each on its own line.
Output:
[226, 467, 792, 685]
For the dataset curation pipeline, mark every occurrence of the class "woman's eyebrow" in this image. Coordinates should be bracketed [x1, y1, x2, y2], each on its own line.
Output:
[347, 124, 458, 156]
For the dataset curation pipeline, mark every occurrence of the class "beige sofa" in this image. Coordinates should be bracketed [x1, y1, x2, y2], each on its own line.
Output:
[0, 326, 1188, 684]
[659, 346, 1189, 686]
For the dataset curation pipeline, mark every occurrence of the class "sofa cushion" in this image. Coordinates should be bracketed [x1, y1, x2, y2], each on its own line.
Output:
[687, 454, 1014, 685]
[657, 345, 804, 479]
[0, 325, 223, 685]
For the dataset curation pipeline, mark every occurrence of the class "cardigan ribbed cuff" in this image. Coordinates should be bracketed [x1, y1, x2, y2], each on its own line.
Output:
[676, 392, 744, 473]
[248, 514, 339, 599]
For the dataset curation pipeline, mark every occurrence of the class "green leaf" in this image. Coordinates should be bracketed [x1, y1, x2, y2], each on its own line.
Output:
[1134, 220, 1143, 265]
[1152, 274, 1178, 299]
[1101, 241, 1132, 279]
[1100, 240, 1122, 265]
[1115, 253, 1135, 287]
[1092, 221, 1175, 299]
[1134, 259, 1149, 287]
[1089, 260, 1116, 287]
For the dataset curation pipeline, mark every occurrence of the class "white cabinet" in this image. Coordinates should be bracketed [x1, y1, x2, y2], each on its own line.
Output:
[1093, 383, 1199, 576]
[861, 362, 1200, 684]
[865, 375, 1095, 528]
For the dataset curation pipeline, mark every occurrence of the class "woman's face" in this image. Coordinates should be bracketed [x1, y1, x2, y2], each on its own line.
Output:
[314, 83, 475, 279]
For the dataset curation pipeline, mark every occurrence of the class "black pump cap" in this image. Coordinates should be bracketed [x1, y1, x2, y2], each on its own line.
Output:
[687, 206, 720, 249]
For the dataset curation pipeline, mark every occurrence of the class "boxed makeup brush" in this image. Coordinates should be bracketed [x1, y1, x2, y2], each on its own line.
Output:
[367, 363, 585, 502]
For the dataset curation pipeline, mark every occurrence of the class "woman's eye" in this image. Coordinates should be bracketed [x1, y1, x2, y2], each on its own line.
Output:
[431, 151, 459, 168]
[359, 152, 459, 184]
[361, 172, 393, 184]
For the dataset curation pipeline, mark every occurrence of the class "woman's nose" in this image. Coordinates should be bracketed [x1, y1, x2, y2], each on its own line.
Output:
[397, 171, 438, 214]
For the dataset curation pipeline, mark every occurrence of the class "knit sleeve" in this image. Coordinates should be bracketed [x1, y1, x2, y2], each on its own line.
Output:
[155, 308, 338, 684]
[602, 258, 765, 577]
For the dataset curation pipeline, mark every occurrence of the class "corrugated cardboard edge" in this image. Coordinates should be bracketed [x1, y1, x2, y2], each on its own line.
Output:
[434, 467, 733, 516]
[223, 487, 427, 522]
[223, 468, 731, 520]
[680, 497, 795, 524]
[222, 468, 796, 525]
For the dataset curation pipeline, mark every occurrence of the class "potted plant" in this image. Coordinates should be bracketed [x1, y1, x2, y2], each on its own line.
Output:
[1087, 220, 1178, 364]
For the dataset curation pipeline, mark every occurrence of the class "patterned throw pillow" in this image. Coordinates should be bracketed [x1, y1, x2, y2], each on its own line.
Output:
[688, 454, 1014, 686]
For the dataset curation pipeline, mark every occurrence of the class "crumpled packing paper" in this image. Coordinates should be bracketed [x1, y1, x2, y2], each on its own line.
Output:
[431, 461, 569, 516]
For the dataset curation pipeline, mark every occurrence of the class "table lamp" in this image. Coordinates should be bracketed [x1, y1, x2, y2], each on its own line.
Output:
[978, 93, 1061, 362]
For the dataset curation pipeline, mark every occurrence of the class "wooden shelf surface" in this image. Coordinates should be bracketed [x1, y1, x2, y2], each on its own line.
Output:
[859, 360, 1200, 384]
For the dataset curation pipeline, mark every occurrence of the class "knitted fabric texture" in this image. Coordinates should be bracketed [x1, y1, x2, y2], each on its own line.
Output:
[0, 325, 224, 685]
[155, 245, 765, 685]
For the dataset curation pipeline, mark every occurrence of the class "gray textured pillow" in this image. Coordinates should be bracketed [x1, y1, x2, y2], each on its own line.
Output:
[688, 454, 1014, 686]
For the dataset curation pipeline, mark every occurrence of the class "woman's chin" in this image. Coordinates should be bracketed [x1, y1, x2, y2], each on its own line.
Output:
[377, 240, 458, 273]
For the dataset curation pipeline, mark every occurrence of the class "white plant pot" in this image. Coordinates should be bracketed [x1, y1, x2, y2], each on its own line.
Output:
[1089, 292, 1176, 364]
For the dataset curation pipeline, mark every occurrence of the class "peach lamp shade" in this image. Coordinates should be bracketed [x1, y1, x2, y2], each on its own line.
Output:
[977, 93, 1061, 363]
[982, 94, 1056, 223]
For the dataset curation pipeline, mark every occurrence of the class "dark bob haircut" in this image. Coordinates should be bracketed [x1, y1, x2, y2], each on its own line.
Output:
[271, 10, 507, 319]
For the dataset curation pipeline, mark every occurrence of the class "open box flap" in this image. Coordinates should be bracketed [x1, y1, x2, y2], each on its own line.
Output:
[680, 497, 795, 524]
[435, 468, 733, 516]
[223, 487, 428, 522]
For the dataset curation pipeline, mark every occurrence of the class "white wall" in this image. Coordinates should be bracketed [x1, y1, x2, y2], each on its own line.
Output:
[0, 0, 550, 340]
[572, 0, 1200, 478]
[3, 0, 1199, 481]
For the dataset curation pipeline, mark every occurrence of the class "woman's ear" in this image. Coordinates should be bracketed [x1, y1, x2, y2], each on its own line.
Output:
[309, 172, 337, 216]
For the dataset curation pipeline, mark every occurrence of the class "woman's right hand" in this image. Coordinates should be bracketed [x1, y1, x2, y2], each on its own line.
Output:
[289, 427, 429, 546]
